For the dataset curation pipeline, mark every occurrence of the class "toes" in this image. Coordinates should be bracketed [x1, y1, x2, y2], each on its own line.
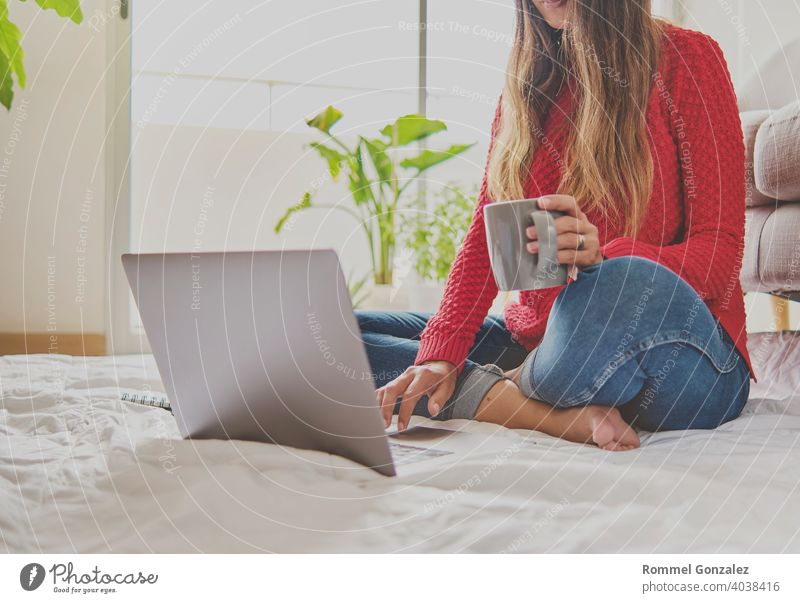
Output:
[586, 406, 642, 451]
[604, 408, 641, 448]
[602, 442, 638, 452]
[590, 417, 616, 448]
[620, 427, 641, 448]
[601, 441, 628, 452]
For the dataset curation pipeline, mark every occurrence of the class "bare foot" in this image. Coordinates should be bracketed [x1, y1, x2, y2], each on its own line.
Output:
[555, 405, 640, 451]
[474, 378, 640, 452]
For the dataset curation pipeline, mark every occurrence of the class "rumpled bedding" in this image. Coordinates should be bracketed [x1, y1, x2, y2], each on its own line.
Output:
[1, 331, 798, 552]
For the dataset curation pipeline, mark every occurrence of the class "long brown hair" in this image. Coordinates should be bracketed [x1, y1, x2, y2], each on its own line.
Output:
[487, 0, 663, 236]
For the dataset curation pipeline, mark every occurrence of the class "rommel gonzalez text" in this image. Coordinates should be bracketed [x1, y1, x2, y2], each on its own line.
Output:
[643, 565, 749, 575]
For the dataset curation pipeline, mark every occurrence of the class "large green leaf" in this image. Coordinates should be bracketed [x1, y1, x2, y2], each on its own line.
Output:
[380, 114, 447, 146]
[27, 0, 83, 24]
[306, 105, 343, 135]
[346, 144, 372, 206]
[361, 137, 392, 185]
[309, 142, 345, 180]
[399, 143, 474, 173]
[0, 49, 13, 109]
[0, 0, 82, 110]
[274, 192, 312, 233]
[0, 0, 24, 109]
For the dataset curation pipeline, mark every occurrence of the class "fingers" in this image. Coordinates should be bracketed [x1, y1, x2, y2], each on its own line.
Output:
[528, 233, 599, 253]
[396, 371, 428, 431]
[526, 219, 578, 244]
[376, 363, 456, 431]
[427, 380, 454, 418]
[555, 249, 601, 266]
[526, 215, 590, 241]
[526, 207, 601, 269]
[553, 216, 582, 235]
[378, 388, 394, 427]
[376, 371, 414, 427]
[536, 194, 579, 218]
[528, 232, 577, 253]
[526, 219, 576, 240]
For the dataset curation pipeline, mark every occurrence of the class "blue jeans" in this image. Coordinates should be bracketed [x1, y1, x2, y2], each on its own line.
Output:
[356, 257, 750, 432]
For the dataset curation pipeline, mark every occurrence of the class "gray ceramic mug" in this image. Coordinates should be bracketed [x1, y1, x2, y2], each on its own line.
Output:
[484, 199, 569, 291]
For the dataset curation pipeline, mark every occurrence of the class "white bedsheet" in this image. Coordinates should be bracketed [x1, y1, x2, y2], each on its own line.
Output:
[1, 332, 799, 553]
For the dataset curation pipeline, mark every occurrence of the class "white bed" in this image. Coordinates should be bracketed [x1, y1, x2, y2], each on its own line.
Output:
[1, 332, 798, 553]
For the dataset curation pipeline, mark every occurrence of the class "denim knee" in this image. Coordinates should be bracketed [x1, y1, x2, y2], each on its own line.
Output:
[551, 256, 698, 337]
[578, 256, 681, 294]
[520, 256, 732, 409]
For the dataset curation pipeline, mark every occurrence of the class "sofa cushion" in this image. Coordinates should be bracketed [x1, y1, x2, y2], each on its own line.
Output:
[740, 110, 775, 207]
[741, 204, 800, 293]
[754, 101, 800, 202]
[741, 206, 771, 292]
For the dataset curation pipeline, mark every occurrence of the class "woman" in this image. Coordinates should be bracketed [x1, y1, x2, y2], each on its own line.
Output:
[357, 0, 753, 451]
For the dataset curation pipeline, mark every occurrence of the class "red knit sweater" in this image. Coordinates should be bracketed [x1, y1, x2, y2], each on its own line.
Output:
[415, 24, 755, 379]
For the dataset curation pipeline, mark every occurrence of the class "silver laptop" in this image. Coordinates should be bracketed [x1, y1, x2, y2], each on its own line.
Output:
[122, 249, 463, 476]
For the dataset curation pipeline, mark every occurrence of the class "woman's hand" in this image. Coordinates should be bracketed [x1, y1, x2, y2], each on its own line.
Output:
[376, 360, 457, 431]
[526, 194, 603, 270]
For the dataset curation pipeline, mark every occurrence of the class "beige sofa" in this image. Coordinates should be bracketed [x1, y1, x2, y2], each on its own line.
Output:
[738, 39, 800, 327]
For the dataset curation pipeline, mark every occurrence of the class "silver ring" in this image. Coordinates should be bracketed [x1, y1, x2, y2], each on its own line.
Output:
[577, 234, 586, 251]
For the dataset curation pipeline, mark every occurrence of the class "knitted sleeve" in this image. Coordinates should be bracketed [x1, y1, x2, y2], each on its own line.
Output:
[414, 102, 503, 371]
[601, 30, 746, 303]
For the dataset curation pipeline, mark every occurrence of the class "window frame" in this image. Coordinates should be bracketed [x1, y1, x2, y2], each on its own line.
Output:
[106, 1, 141, 354]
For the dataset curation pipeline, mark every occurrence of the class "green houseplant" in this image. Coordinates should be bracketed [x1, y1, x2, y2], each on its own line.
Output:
[403, 183, 476, 284]
[0, 0, 84, 110]
[274, 106, 473, 286]
[401, 184, 477, 311]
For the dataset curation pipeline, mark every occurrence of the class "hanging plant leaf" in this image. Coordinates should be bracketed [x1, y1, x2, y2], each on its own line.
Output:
[276, 104, 473, 288]
[274, 192, 312, 233]
[0, 1, 25, 109]
[0, 48, 14, 109]
[306, 105, 343, 135]
[361, 137, 392, 186]
[400, 143, 474, 173]
[0, 0, 82, 109]
[346, 142, 372, 205]
[380, 114, 447, 146]
[309, 142, 345, 180]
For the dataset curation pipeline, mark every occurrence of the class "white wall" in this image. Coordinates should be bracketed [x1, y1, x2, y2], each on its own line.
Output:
[678, 0, 800, 89]
[130, 125, 372, 267]
[0, 0, 107, 336]
[125, 0, 506, 315]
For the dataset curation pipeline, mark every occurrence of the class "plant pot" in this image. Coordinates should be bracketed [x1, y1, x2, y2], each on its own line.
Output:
[408, 283, 446, 313]
[359, 283, 409, 311]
